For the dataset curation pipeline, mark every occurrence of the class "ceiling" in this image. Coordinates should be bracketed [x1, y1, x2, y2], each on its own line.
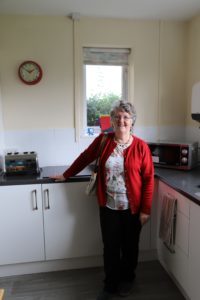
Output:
[0, 0, 200, 21]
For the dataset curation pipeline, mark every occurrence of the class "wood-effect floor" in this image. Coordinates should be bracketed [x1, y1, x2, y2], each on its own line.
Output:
[0, 260, 186, 300]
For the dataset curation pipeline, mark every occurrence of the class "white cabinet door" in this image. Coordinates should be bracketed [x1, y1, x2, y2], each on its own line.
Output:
[139, 221, 151, 250]
[150, 178, 159, 250]
[188, 201, 200, 300]
[0, 184, 45, 265]
[42, 182, 103, 260]
[157, 181, 189, 294]
[139, 179, 158, 252]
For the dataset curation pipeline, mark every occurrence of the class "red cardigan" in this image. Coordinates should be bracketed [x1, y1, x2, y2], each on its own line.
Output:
[63, 133, 154, 215]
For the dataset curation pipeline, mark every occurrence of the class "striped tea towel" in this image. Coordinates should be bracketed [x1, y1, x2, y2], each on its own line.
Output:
[159, 193, 177, 253]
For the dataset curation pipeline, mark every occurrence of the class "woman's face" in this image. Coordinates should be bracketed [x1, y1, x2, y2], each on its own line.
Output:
[112, 109, 133, 135]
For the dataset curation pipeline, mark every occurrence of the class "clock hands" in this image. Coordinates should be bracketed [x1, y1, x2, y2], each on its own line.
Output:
[28, 69, 35, 74]
[22, 66, 35, 74]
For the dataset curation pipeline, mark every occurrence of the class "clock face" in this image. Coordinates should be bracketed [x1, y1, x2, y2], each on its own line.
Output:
[18, 61, 43, 85]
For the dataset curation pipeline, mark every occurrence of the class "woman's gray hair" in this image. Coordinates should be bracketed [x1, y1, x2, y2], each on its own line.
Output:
[110, 100, 137, 126]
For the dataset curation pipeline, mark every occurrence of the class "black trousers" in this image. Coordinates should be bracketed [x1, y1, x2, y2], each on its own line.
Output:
[99, 207, 142, 293]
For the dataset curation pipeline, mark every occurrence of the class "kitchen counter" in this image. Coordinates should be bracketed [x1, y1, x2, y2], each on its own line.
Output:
[1, 164, 200, 205]
[155, 166, 200, 205]
[0, 165, 92, 186]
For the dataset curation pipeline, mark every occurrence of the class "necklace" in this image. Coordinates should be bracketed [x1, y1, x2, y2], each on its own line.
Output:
[114, 135, 132, 149]
[114, 135, 131, 145]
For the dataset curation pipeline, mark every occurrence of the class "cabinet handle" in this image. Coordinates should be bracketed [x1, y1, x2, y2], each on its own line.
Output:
[44, 189, 50, 209]
[32, 189, 38, 210]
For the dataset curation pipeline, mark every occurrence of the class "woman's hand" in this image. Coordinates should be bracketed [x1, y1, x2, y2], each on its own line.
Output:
[50, 174, 66, 182]
[139, 212, 150, 226]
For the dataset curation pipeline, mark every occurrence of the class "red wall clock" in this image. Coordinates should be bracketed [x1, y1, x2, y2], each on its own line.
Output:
[18, 61, 43, 85]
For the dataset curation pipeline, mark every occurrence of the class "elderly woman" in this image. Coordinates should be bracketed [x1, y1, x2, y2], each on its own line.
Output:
[51, 100, 154, 300]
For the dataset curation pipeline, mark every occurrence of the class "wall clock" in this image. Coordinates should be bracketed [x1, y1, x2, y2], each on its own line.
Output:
[18, 61, 43, 85]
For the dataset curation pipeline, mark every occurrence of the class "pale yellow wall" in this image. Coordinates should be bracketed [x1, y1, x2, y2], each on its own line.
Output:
[0, 15, 187, 131]
[159, 21, 187, 126]
[0, 16, 74, 130]
[0, 85, 5, 155]
[187, 15, 200, 125]
[77, 18, 160, 127]
[0, 85, 3, 132]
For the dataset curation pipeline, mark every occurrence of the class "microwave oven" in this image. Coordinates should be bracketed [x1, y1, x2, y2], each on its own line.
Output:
[148, 141, 199, 170]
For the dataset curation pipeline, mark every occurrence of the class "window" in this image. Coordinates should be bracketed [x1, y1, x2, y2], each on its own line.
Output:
[83, 47, 131, 136]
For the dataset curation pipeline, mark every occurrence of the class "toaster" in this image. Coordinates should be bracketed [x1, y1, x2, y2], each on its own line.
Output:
[5, 151, 40, 175]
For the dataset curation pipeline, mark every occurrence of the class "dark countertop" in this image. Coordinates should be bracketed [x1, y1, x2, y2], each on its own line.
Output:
[1, 165, 200, 205]
[0, 165, 92, 186]
[155, 167, 200, 205]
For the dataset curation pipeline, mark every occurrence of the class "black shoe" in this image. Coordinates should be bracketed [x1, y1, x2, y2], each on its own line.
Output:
[96, 289, 114, 300]
[118, 281, 134, 297]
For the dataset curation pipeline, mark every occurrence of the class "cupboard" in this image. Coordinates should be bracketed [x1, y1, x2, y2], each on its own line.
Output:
[0, 182, 102, 265]
[0, 181, 155, 267]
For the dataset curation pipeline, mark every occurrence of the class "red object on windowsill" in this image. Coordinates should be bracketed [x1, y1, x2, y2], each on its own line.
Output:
[99, 115, 113, 133]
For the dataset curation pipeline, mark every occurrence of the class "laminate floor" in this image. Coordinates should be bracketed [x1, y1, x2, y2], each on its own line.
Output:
[0, 260, 186, 300]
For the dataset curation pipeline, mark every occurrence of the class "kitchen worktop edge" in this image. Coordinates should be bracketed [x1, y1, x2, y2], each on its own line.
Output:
[1, 165, 200, 205]
[0, 166, 91, 186]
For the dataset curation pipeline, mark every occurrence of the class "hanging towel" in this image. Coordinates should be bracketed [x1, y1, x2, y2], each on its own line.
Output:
[159, 193, 177, 253]
[0, 289, 4, 300]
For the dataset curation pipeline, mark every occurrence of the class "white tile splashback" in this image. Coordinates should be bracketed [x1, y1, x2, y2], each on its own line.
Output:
[185, 125, 200, 161]
[4, 128, 80, 167]
[0, 130, 5, 171]
[1, 125, 196, 169]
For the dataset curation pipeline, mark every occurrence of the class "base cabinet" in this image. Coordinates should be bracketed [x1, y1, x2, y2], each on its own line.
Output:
[157, 181, 189, 296]
[0, 185, 45, 265]
[43, 182, 157, 258]
[0, 182, 103, 266]
[0, 180, 157, 268]
[139, 179, 158, 253]
[43, 182, 102, 260]
[188, 201, 200, 300]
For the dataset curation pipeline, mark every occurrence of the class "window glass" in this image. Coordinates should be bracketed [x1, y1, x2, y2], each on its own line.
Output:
[86, 65, 122, 127]
[83, 47, 130, 136]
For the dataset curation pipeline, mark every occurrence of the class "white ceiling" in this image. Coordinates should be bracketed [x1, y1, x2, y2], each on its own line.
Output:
[0, 0, 200, 21]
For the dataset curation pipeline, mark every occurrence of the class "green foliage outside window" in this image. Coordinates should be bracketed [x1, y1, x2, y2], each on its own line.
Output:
[87, 93, 120, 126]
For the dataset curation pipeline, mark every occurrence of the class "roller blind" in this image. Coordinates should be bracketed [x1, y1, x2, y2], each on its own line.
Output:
[83, 47, 131, 66]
